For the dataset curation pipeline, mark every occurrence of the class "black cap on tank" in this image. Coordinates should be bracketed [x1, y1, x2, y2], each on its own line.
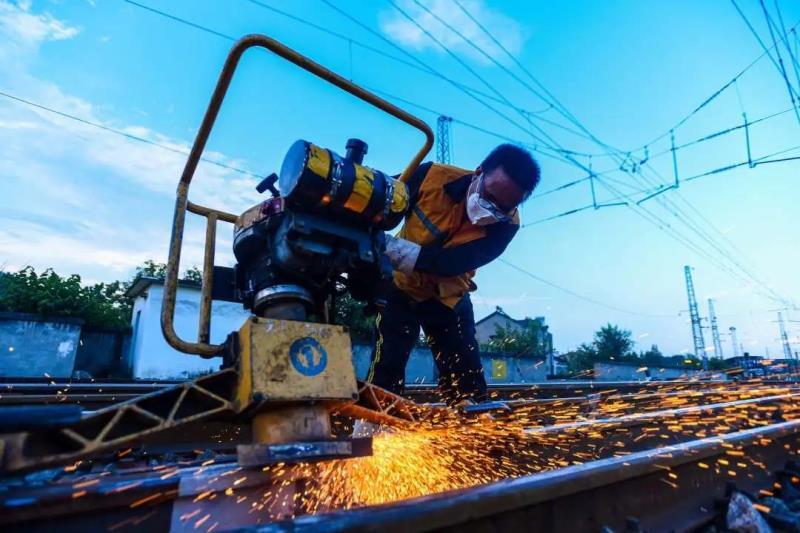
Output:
[345, 138, 368, 165]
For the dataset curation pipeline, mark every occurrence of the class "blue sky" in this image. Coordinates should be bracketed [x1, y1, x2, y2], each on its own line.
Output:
[1, 0, 799, 357]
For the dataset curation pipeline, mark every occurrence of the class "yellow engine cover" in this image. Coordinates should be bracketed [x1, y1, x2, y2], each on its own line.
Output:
[236, 317, 358, 408]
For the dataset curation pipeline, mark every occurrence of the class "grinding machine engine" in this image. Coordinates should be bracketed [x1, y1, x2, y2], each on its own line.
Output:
[211, 137, 411, 464]
[229, 137, 405, 322]
[0, 34, 441, 477]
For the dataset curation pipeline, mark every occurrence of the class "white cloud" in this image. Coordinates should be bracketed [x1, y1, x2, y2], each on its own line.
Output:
[0, 1, 79, 51]
[0, 219, 149, 274]
[0, 1, 252, 282]
[379, 0, 526, 64]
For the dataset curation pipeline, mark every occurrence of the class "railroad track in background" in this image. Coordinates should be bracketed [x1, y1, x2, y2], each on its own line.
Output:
[0, 377, 753, 408]
[2, 382, 800, 532]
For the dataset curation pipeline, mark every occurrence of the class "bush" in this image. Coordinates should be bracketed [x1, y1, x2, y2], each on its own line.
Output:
[0, 267, 130, 329]
[0, 262, 204, 330]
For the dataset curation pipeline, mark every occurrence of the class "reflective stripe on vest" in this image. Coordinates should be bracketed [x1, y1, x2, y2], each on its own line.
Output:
[411, 204, 447, 245]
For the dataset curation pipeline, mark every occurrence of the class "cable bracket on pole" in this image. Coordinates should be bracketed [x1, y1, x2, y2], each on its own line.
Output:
[670, 129, 680, 189]
[588, 159, 625, 209]
[743, 113, 754, 168]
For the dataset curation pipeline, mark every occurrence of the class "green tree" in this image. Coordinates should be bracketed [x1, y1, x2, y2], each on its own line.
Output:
[0, 267, 130, 329]
[594, 323, 635, 361]
[0, 261, 204, 330]
[183, 266, 203, 283]
[564, 343, 598, 373]
[482, 320, 545, 357]
[132, 260, 201, 283]
[563, 324, 637, 373]
[640, 344, 664, 367]
[134, 260, 167, 279]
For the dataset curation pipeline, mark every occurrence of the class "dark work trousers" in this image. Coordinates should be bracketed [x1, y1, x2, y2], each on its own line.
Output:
[366, 287, 487, 405]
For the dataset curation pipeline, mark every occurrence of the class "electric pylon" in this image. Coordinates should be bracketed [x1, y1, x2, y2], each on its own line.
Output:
[436, 115, 452, 164]
[778, 312, 793, 361]
[708, 299, 724, 359]
[684, 266, 707, 369]
[729, 326, 741, 358]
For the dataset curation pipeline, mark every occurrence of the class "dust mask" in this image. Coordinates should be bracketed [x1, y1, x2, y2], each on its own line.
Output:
[466, 192, 498, 226]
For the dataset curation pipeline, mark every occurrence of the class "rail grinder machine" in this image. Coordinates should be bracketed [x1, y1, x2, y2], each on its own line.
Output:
[0, 34, 447, 475]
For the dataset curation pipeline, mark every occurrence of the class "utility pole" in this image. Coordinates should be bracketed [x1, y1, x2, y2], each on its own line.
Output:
[436, 116, 452, 164]
[730, 326, 741, 359]
[684, 266, 707, 369]
[708, 299, 723, 359]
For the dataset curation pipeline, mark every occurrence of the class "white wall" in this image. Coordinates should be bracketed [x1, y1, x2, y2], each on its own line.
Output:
[130, 283, 250, 379]
[592, 361, 711, 381]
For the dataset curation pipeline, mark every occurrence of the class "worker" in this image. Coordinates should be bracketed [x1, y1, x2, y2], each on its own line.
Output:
[367, 143, 541, 406]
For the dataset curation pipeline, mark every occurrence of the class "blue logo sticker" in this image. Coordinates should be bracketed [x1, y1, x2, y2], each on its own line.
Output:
[289, 337, 328, 377]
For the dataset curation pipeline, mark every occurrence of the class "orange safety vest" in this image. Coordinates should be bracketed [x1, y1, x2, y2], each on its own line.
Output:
[394, 163, 520, 308]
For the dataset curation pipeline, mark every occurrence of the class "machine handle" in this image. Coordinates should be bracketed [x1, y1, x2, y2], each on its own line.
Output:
[162, 34, 434, 357]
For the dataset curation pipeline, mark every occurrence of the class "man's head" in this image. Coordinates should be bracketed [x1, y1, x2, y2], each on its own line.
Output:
[466, 144, 540, 223]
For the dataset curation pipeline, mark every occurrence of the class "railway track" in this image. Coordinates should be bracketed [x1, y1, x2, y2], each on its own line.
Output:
[0, 378, 739, 408]
[274, 420, 800, 532]
[2, 381, 798, 532]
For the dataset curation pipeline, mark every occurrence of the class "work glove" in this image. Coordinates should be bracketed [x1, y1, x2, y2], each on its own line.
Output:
[384, 235, 421, 275]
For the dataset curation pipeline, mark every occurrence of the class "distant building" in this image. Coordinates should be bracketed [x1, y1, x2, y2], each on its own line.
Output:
[475, 306, 559, 374]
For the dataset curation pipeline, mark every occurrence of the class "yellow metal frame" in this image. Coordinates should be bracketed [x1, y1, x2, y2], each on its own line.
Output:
[161, 34, 434, 357]
[1, 370, 238, 474]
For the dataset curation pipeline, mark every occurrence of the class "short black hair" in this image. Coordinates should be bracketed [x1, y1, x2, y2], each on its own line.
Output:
[481, 144, 540, 200]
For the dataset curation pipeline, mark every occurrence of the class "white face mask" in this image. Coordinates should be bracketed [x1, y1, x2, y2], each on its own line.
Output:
[466, 190, 498, 226]
[466, 175, 500, 226]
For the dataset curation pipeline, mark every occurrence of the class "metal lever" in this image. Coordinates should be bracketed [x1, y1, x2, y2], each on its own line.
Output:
[256, 173, 280, 197]
[161, 34, 434, 357]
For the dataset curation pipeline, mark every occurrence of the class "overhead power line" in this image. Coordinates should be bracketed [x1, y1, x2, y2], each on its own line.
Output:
[115, 0, 693, 321]
[447, 0, 796, 306]
[770, 0, 800, 91]
[450, 0, 626, 159]
[125, 0, 796, 306]
[127, 1, 800, 198]
[630, 8, 800, 151]
[237, 0, 595, 144]
[499, 259, 677, 318]
[730, 0, 800, 124]
[392, 0, 793, 307]
[121, 0, 612, 177]
[0, 89, 260, 178]
[323, 0, 594, 172]
[420, 3, 773, 294]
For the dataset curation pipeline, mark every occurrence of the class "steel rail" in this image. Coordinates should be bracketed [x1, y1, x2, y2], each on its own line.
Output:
[261, 420, 800, 532]
[0, 378, 738, 398]
[523, 391, 800, 435]
[2, 394, 798, 531]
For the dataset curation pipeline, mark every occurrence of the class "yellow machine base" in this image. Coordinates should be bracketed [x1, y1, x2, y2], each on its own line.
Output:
[236, 317, 359, 408]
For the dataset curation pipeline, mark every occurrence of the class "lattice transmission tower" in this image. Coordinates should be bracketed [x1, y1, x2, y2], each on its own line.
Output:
[729, 327, 741, 359]
[708, 299, 723, 359]
[436, 115, 453, 164]
[778, 312, 793, 361]
[684, 266, 707, 369]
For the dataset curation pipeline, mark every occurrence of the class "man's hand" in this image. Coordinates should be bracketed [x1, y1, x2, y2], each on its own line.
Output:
[385, 236, 421, 274]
